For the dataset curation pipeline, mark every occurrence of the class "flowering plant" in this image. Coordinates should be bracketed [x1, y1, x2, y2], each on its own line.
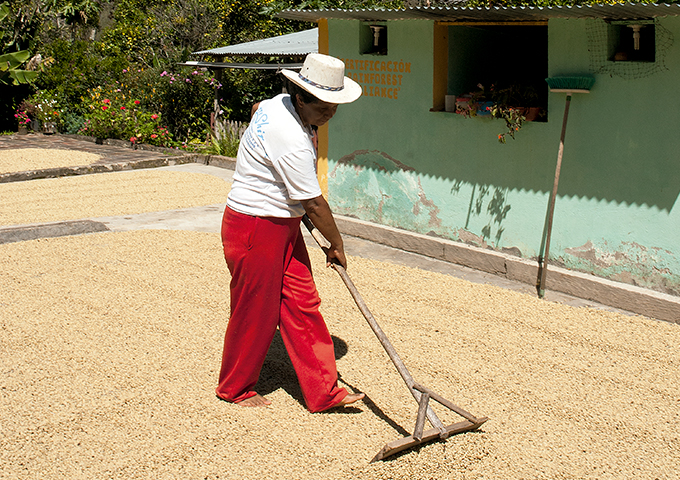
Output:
[456, 83, 544, 143]
[80, 84, 173, 146]
[28, 90, 63, 123]
[14, 110, 31, 125]
[490, 105, 526, 144]
[155, 68, 222, 143]
[77, 66, 221, 147]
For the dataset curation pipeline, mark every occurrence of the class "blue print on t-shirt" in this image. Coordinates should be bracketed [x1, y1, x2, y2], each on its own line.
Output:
[252, 110, 268, 141]
[244, 109, 269, 153]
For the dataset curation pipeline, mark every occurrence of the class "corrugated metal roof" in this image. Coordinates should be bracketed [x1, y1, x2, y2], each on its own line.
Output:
[179, 60, 304, 70]
[277, 3, 680, 23]
[193, 28, 318, 57]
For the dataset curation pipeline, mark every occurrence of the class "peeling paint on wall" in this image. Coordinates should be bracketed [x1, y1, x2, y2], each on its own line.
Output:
[563, 240, 680, 296]
[329, 150, 522, 255]
[330, 150, 445, 232]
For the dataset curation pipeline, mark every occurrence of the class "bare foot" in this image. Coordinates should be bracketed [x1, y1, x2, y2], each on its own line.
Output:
[337, 392, 365, 407]
[235, 393, 271, 407]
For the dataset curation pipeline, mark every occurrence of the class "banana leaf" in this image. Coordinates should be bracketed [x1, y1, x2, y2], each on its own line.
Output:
[0, 50, 38, 85]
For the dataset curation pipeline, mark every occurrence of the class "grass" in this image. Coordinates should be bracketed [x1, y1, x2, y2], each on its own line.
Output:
[206, 129, 240, 158]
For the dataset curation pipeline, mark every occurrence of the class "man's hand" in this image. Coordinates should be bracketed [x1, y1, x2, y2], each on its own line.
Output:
[300, 196, 347, 269]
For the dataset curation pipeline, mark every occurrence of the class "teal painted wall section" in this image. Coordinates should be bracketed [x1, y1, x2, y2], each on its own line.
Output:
[326, 18, 680, 296]
[547, 18, 680, 294]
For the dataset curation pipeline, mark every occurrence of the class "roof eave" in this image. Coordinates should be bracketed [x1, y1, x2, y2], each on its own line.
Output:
[276, 3, 680, 23]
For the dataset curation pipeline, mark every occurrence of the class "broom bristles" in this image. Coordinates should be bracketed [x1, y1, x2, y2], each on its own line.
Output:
[545, 76, 595, 93]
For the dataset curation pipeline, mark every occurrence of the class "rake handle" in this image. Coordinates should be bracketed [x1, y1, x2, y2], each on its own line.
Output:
[301, 215, 446, 435]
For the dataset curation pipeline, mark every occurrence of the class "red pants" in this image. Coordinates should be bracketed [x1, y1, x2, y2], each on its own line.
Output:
[216, 206, 348, 412]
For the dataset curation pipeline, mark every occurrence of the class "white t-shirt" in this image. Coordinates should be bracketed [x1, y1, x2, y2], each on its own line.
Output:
[226, 94, 321, 218]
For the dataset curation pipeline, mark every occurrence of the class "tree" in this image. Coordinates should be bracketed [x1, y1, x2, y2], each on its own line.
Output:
[0, 2, 39, 85]
[0, 49, 38, 85]
[43, 0, 102, 41]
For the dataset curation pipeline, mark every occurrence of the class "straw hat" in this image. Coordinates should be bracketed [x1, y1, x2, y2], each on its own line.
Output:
[281, 54, 362, 104]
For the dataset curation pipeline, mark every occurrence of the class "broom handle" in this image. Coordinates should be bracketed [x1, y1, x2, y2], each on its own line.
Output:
[301, 215, 448, 434]
[538, 93, 572, 297]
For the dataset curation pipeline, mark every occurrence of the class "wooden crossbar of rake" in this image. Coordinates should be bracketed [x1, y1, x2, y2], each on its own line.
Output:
[302, 215, 488, 462]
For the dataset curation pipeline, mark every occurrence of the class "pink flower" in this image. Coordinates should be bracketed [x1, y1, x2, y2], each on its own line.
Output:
[103, 99, 110, 104]
[130, 137, 137, 143]
[160, 71, 167, 77]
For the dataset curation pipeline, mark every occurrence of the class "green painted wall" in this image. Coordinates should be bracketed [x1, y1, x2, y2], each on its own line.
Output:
[326, 18, 680, 296]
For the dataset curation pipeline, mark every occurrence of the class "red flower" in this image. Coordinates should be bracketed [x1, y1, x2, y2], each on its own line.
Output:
[103, 99, 110, 104]
[120, 106, 126, 110]
[130, 137, 137, 143]
[102, 106, 108, 111]
[150, 134, 158, 138]
[151, 114, 158, 120]
[134, 100, 140, 105]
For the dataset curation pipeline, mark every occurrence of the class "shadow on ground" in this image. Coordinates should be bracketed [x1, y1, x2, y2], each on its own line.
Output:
[256, 331, 348, 405]
[256, 331, 410, 434]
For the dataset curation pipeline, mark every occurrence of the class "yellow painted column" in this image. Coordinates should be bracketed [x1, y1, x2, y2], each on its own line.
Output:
[318, 19, 329, 55]
[317, 20, 330, 198]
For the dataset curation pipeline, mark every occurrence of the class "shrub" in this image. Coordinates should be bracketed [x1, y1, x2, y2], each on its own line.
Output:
[76, 66, 221, 146]
[27, 90, 65, 126]
[36, 39, 128, 115]
[151, 67, 222, 144]
[61, 111, 85, 134]
[79, 86, 172, 146]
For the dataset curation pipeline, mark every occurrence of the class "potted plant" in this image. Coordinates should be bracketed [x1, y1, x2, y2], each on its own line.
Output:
[454, 84, 494, 117]
[28, 91, 63, 134]
[488, 83, 544, 143]
[455, 83, 545, 143]
[18, 99, 40, 131]
[14, 110, 31, 134]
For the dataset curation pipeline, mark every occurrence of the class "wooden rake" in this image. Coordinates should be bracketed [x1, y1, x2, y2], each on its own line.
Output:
[302, 215, 488, 462]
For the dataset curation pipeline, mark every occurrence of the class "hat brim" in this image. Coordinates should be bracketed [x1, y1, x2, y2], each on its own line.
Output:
[281, 69, 362, 104]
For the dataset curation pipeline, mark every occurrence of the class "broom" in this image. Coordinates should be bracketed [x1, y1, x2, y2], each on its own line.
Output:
[537, 76, 595, 298]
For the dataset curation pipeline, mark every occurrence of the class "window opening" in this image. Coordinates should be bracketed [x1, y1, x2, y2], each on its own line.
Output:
[586, 18, 672, 79]
[445, 24, 548, 121]
[609, 20, 655, 62]
[361, 23, 387, 55]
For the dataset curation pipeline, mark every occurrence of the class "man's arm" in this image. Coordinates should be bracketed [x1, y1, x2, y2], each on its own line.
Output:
[251, 102, 261, 119]
[300, 195, 346, 269]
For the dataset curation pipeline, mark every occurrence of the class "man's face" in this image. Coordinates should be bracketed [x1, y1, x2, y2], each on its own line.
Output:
[296, 96, 338, 127]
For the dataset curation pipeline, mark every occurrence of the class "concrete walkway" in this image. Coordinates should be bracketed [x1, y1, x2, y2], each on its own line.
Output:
[2, 133, 678, 322]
